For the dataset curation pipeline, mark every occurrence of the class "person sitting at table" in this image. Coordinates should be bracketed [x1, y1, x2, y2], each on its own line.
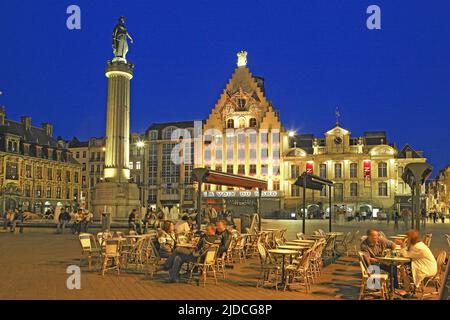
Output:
[360, 229, 399, 289]
[128, 209, 137, 232]
[397, 229, 437, 296]
[216, 219, 232, 256]
[164, 223, 219, 283]
[174, 215, 191, 235]
[158, 221, 177, 258]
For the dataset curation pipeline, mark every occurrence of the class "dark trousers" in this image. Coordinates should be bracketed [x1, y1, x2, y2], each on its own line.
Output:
[165, 247, 197, 281]
[380, 263, 398, 289]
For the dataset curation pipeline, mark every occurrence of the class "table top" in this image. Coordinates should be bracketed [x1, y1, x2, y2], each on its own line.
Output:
[326, 232, 344, 236]
[263, 229, 280, 232]
[124, 234, 146, 238]
[389, 236, 407, 240]
[291, 239, 316, 243]
[375, 256, 411, 264]
[278, 245, 308, 251]
[268, 249, 298, 255]
[285, 241, 313, 247]
[308, 234, 327, 238]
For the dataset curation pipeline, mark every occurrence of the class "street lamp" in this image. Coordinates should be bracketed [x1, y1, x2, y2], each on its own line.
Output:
[135, 140, 146, 207]
[288, 130, 295, 138]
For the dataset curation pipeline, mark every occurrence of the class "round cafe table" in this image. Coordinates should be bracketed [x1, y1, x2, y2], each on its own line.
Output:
[268, 249, 298, 286]
[277, 245, 309, 252]
[375, 255, 411, 298]
[284, 241, 313, 247]
[291, 239, 316, 243]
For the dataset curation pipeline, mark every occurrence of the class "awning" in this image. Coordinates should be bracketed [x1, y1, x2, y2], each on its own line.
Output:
[192, 168, 267, 190]
[293, 173, 333, 191]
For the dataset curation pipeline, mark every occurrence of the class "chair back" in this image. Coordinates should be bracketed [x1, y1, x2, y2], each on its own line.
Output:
[79, 233, 92, 250]
[257, 242, 267, 263]
[97, 232, 111, 246]
[445, 234, 450, 251]
[297, 248, 312, 270]
[203, 245, 218, 265]
[296, 232, 305, 240]
[105, 239, 120, 256]
[423, 233, 433, 247]
[435, 251, 447, 277]
[357, 251, 369, 278]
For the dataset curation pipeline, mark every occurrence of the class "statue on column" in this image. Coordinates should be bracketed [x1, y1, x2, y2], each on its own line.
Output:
[112, 16, 134, 61]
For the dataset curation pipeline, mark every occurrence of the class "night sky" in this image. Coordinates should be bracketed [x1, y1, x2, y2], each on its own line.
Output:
[0, 0, 449, 173]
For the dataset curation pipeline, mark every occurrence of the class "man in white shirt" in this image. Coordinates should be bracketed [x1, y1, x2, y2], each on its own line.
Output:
[174, 215, 190, 235]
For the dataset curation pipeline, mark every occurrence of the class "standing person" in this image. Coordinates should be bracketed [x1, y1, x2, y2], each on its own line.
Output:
[440, 211, 445, 223]
[72, 209, 83, 234]
[57, 209, 71, 234]
[432, 210, 437, 224]
[174, 215, 191, 235]
[128, 209, 137, 233]
[361, 210, 367, 222]
[420, 208, 427, 229]
[386, 211, 391, 225]
[402, 208, 411, 230]
[394, 211, 400, 231]
[142, 210, 151, 234]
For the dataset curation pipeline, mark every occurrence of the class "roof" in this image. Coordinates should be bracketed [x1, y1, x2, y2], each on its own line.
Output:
[397, 144, 423, 159]
[67, 137, 89, 148]
[192, 168, 267, 190]
[0, 120, 58, 147]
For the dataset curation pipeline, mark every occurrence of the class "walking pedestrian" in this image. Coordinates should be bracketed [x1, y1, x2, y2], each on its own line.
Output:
[394, 211, 399, 231]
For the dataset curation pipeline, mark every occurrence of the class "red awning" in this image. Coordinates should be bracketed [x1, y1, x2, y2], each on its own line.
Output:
[192, 168, 267, 190]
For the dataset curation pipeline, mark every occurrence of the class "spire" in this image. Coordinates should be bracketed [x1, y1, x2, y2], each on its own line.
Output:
[237, 50, 248, 67]
[335, 106, 341, 126]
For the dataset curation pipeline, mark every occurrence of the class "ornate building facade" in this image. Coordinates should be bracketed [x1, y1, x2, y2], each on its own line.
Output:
[426, 166, 450, 216]
[69, 51, 430, 217]
[0, 107, 82, 213]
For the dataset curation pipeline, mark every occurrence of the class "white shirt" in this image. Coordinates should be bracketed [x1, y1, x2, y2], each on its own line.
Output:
[400, 241, 437, 287]
[174, 220, 190, 235]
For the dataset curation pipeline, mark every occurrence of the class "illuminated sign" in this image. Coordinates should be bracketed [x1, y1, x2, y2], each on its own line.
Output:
[202, 191, 280, 198]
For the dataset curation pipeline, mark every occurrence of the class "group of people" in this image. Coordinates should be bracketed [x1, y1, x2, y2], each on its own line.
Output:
[360, 228, 438, 298]
[160, 219, 233, 283]
[56, 208, 93, 234]
[2, 209, 26, 233]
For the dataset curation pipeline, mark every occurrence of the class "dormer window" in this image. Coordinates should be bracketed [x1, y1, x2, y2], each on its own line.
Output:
[227, 119, 234, 129]
[249, 118, 257, 128]
[236, 98, 247, 111]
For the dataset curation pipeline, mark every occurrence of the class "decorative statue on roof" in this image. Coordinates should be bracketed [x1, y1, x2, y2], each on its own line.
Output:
[112, 16, 134, 62]
[237, 50, 248, 67]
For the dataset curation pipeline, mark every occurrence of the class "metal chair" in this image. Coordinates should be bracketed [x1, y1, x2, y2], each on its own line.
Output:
[420, 251, 447, 299]
[256, 242, 281, 290]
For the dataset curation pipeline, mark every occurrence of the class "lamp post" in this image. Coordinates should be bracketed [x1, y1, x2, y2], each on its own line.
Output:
[136, 140, 146, 208]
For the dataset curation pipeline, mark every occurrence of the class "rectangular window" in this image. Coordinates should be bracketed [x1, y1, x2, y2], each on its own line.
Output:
[26, 165, 32, 178]
[273, 181, 280, 191]
[398, 182, 404, 194]
[335, 163, 342, 179]
[350, 183, 358, 197]
[36, 186, 42, 198]
[334, 183, 343, 201]
[350, 163, 358, 178]
[136, 161, 141, 170]
[227, 165, 233, 174]
[378, 162, 387, 178]
[261, 164, 268, 176]
[129, 162, 134, 170]
[66, 171, 71, 182]
[74, 172, 79, 183]
[398, 166, 404, 179]
[291, 165, 299, 179]
[238, 164, 245, 175]
[379, 182, 388, 196]
[272, 165, 280, 176]
[46, 187, 52, 198]
[249, 164, 256, 175]
[56, 169, 62, 181]
[83, 151, 87, 158]
[47, 168, 53, 180]
[291, 185, 300, 197]
[319, 164, 327, 179]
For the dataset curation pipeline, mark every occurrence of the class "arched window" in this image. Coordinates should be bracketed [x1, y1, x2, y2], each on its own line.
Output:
[249, 118, 257, 127]
[227, 119, 234, 129]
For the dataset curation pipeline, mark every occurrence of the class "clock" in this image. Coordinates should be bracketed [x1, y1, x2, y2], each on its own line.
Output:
[334, 136, 343, 145]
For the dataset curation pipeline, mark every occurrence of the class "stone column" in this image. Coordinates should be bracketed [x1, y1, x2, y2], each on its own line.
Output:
[103, 61, 134, 183]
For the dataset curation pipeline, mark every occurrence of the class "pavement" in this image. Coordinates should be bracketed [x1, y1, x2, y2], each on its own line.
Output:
[0, 219, 447, 300]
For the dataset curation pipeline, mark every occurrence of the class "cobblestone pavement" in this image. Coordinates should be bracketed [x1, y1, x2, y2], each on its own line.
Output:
[0, 219, 447, 300]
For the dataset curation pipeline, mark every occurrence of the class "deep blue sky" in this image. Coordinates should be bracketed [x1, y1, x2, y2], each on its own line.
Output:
[1, 0, 449, 173]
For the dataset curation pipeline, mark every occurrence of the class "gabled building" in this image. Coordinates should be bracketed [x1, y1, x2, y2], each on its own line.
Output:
[0, 107, 82, 213]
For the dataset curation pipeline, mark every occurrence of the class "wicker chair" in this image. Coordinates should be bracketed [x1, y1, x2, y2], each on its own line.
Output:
[322, 234, 337, 263]
[284, 249, 313, 292]
[296, 232, 305, 240]
[188, 245, 219, 287]
[78, 233, 102, 269]
[423, 233, 433, 247]
[446, 234, 450, 251]
[357, 251, 389, 300]
[101, 239, 122, 276]
[420, 251, 447, 299]
[232, 236, 247, 263]
[256, 242, 281, 290]
[145, 240, 165, 279]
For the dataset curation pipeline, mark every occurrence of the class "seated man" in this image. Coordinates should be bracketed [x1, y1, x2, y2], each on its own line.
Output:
[360, 229, 399, 289]
[11, 210, 24, 233]
[216, 219, 232, 256]
[398, 229, 437, 296]
[174, 215, 191, 235]
[164, 223, 219, 283]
